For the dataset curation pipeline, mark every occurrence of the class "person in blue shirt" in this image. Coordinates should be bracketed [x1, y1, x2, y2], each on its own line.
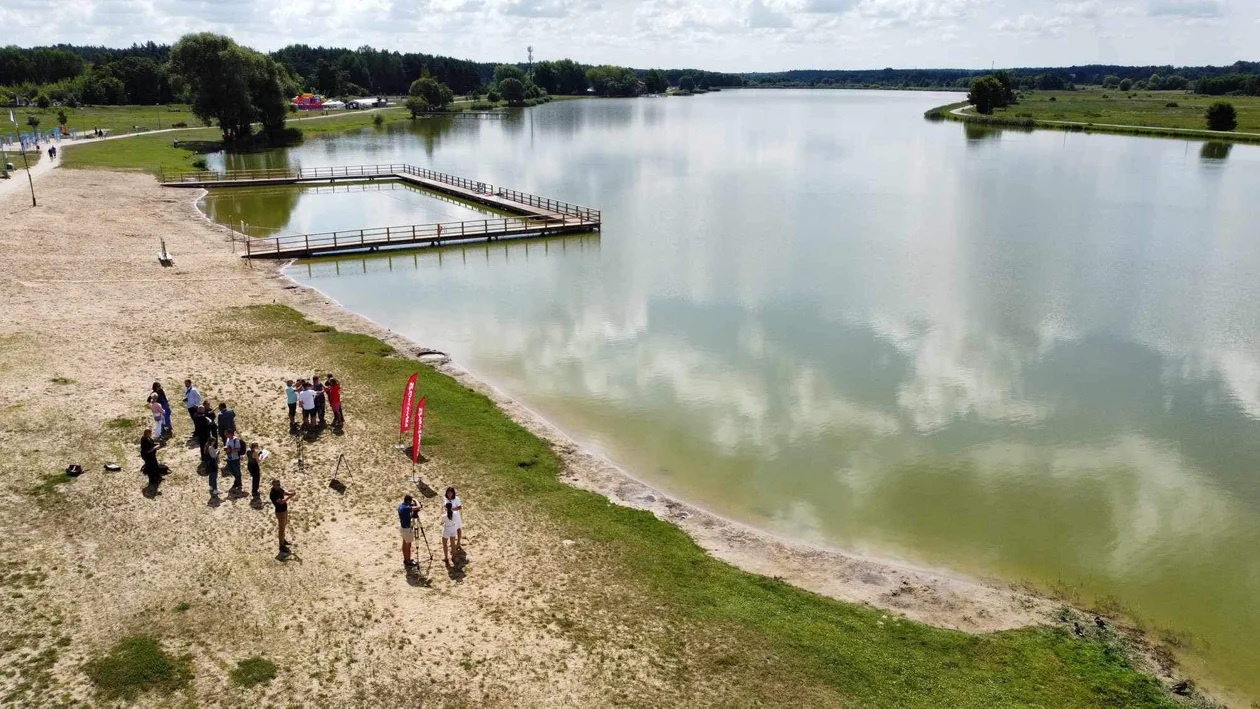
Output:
[398, 495, 421, 568]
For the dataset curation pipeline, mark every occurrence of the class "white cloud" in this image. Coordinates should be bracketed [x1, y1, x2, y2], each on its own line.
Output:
[747, 0, 793, 27]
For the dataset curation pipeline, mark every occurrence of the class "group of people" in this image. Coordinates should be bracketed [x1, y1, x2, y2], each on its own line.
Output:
[138, 375, 466, 564]
[398, 487, 464, 567]
[285, 375, 344, 431]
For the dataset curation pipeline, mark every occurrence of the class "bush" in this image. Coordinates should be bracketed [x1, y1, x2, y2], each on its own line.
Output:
[1164, 102, 1178, 108]
[1048, 96, 1057, 102]
[36, 93, 50, 109]
[83, 636, 192, 701]
[191, 158, 208, 170]
[487, 89, 501, 103]
[229, 657, 278, 687]
[1118, 78, 1132, 91]
[1206, 101, 1237, 131]
[373, 113, 384, 126]
[171, 121, 188, 128]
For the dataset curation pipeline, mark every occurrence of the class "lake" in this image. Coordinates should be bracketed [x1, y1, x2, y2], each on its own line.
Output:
[203, 90, 1260, 697]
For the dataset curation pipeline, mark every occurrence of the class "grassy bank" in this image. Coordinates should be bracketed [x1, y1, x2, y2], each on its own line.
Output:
[9, 104, 202, 136]
[928, 90, 1260, 143]
[61, 108, 412, 173]
[240, 302, 1187, 707]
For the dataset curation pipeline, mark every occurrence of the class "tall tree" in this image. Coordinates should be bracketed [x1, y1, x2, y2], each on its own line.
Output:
[967, 75, 1005, 114]
[169, 33, 289, 141]
[643, 68, 667, 94]
[498, 77, 526, 106]
[1206, 101, 1237, 131]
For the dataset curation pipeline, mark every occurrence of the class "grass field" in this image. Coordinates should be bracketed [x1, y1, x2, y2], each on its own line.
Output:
[943, 90, 1260, 139]
[62, 107, 413, 174]
[10, 104, 203, 137]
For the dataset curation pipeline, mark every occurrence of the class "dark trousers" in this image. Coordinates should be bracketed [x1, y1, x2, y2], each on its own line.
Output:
[315, 396, 326, 424]
[250, 469, 260, 496]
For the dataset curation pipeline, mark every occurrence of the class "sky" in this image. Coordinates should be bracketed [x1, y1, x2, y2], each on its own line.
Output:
[4, 0, 1257, 72]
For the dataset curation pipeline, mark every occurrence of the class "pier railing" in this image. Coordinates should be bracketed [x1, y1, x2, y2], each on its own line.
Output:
[243, 213, 592, 258]
[159, 163, 601, 223]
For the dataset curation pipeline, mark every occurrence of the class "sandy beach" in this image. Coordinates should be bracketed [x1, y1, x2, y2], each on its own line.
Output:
[0, 168, 1194, 706]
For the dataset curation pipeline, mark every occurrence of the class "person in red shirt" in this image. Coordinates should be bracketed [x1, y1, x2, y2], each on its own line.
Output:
[327, 374, 344, 428]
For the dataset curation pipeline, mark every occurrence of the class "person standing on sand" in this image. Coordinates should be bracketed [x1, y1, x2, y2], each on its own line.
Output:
[183, 379, 202, 421]
[312, 375, 326, 427]
[440, 501, 462, 565]
[224, 429, 244, 493]
[444, 487, 463, 550]
[152, 382, 172, 434]
[327, 375, 343, 427]
[140, 428, 163, 489]
[204, 436, 221, 496]
[204, 400, 218, 442]
[297, 381, 316, 430]
[193, 405, 211, 462]
[398, 495, 420, 568]
[270, 479, 294, 553]
[247, 443, 262, 498]
[148, 394, 165, 439]
[285, 380, 298, 429]
[217, 402, 236, 444]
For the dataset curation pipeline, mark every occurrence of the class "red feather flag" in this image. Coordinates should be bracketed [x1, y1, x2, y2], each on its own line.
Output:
[412, 396, 426, 464]
[400, 373, 418, 433]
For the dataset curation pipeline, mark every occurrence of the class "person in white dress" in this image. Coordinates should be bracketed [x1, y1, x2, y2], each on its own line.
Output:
[443, 487, 463, 549]
[440, 501, 463, 565]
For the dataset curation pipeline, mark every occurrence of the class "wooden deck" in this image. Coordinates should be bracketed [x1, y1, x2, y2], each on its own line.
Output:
[158, 164, 601, 259]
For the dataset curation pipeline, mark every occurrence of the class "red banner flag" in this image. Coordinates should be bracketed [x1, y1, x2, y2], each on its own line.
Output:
[400, 373, 418, 433]
[412, 396, 426, 464]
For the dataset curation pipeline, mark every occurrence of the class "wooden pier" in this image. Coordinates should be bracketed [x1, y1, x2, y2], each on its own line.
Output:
[159, 164, 601, 259]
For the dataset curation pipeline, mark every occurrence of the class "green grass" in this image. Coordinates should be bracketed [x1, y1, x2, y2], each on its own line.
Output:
[62, 108, 412, 174]
[937, 90, 1260, 142]
[229, 656, 278, 687]
[238, 303, 1182, 707]
[83, 636, 192, 701]
[104, 416, 136, 430]
[62, 126, 221, 174]
[12, 104, 202, 137]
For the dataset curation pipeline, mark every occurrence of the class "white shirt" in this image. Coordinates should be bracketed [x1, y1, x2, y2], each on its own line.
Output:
[298, 389, 316, 410]
[185, 386, 202, 409]
[445, 495, 463, 511]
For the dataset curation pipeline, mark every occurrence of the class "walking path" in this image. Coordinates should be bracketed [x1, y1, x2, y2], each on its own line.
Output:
[949, 104, 1260, 139]
[0, 105, 403, 203]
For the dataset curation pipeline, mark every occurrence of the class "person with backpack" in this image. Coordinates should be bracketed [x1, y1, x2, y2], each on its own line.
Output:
[224, 429, 245, 493]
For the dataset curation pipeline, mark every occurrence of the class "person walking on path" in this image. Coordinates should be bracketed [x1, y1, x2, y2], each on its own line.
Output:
[140, 428, 164, 489]
[204, 436, 221, 496]
[297, 381, 316, 430]
[327, 375, 344, 428]
[152, 382, 172, 433]
[270, 479, 294, 553]
[183, 379, 202, 421]
[217, 403, 236, 444]
[312, 375, 326, 427]
[398, 495, 420, 568]
[247, 443, 262, 498]
[148, 394, 165, 439]
[224, 429, 244, 493]
[443, 487, 464, 551]
[440, 501, 462, 565]
[285, 380, 298, 429]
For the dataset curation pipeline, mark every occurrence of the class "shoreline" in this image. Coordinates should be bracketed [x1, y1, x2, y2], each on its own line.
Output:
[269, 235, 1057, 634]
[927, 99, 1260, 144]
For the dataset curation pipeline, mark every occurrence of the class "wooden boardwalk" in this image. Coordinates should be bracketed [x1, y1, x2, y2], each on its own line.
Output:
[159, 164, 601, 259]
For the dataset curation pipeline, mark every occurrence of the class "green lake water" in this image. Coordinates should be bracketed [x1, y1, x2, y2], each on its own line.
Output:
[202, 91, 1260, 698]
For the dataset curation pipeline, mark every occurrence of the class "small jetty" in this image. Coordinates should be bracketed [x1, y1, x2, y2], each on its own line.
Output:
[159, 164, 601, 259]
